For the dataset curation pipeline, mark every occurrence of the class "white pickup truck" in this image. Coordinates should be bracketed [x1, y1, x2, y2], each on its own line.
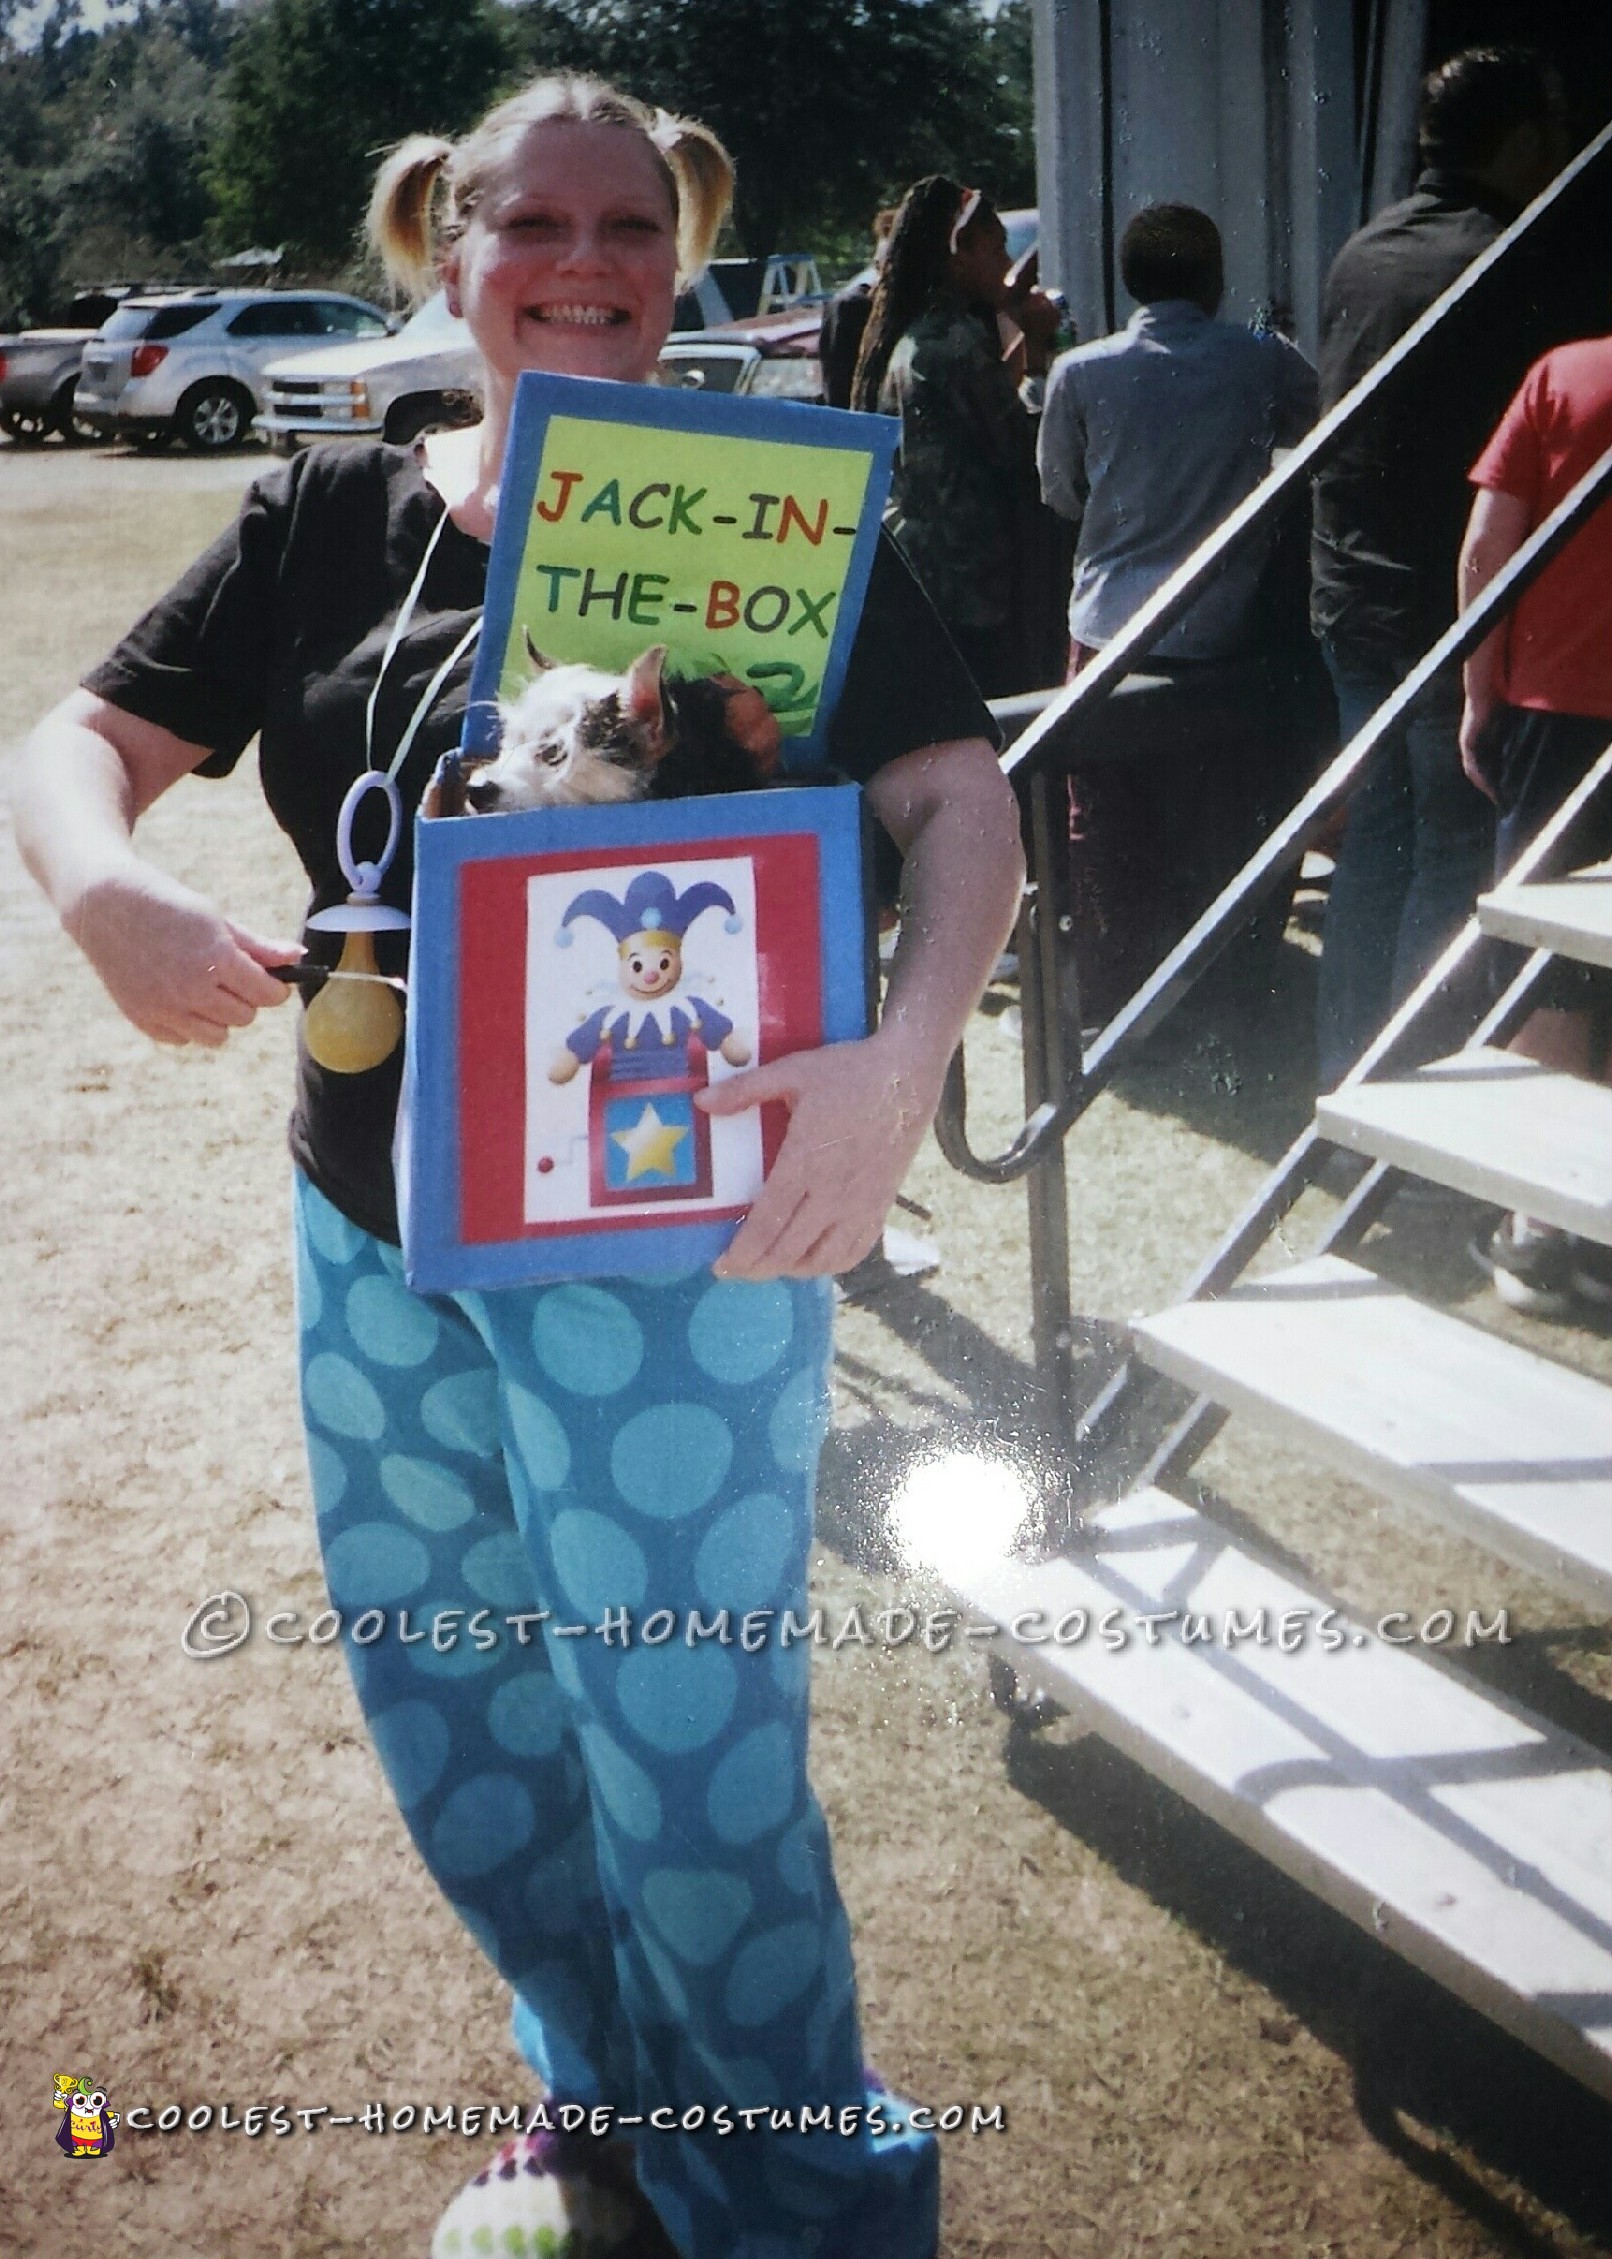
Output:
[255, 292, 475, 450]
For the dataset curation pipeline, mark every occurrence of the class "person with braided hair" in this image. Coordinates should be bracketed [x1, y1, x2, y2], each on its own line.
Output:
[852, 176, 1069, 696]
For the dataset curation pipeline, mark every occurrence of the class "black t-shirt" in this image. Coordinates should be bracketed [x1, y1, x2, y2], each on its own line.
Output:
[83, 440, 995, 1244]
[1310, 168, 1609, 659]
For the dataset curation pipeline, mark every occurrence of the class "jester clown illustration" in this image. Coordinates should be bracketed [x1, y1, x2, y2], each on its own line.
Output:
[54, 2074, 118, 2157]
[549, 870, 753, 1205]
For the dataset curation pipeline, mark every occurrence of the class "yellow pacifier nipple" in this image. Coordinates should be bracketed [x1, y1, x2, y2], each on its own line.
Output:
[304, 768, 412, 1075]
[304, 929, 404, 1073]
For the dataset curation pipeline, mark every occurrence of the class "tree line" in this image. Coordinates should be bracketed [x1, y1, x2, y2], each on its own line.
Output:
[0, 0, 1035, 326]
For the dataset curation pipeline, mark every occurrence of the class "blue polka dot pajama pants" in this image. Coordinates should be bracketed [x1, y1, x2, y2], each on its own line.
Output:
[292, 1173, 938, 2259]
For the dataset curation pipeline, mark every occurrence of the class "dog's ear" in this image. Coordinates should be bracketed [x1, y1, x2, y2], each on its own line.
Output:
[624, 645, 673, 762]
[523, 627, 557, 674]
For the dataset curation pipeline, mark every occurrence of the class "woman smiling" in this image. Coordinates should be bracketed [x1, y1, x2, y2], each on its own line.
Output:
[11, 72, 1023, 2259]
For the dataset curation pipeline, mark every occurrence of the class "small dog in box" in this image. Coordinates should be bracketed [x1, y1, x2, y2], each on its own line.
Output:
[430, 635, 783, 816]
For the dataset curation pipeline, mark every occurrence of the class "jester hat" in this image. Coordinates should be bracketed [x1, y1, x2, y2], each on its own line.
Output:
[559, 870, 740, 955]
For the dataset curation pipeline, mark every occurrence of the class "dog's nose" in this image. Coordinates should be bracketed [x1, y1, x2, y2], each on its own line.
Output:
[465, 777, 503, 812]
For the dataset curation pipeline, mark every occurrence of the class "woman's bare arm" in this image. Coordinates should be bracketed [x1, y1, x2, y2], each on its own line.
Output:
[699, 735, 1024, 1279]
[9, 689, 302, 1046]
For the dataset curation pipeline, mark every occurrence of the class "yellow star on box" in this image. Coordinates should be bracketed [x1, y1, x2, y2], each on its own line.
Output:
[612, 1102, 689, 1182]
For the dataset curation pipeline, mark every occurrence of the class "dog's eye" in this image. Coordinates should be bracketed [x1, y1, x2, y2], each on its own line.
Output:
[542, 745, 566, 767]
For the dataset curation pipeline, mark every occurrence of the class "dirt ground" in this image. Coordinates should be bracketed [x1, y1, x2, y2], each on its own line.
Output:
[5, 441, 1612, 2259]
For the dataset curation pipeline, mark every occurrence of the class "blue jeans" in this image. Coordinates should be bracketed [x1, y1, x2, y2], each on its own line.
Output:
[292, 1173, 938, 2259]
[1315, 643, 1494, 1089]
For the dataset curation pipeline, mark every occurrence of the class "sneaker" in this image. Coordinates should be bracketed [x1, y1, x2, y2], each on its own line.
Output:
[1470, 1213, 1577, 1319]
[881, 1225, 941, 1278]
[431, 2130, 679, 2259]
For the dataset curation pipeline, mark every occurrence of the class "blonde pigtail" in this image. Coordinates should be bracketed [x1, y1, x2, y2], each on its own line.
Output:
[652, 113, 736, 281]
[367, 134, 456, 301]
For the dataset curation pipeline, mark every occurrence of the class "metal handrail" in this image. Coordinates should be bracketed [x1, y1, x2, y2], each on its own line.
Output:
[932, 768, 1088, 1186]
[943, 437, 1612, 1183]
[924, 119, 1612, 1432]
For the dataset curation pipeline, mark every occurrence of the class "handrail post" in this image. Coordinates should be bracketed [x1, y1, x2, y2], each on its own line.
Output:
[1020, 768, 1079, 1428]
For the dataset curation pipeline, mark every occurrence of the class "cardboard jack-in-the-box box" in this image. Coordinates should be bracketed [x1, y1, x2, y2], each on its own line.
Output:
[398, 785, 874, 1290]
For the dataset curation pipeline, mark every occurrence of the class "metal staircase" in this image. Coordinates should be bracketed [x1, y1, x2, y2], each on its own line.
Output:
[942, 774, 1612, 2103]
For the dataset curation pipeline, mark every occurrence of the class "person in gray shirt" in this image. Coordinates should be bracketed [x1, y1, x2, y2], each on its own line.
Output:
[1035, 206, 1317, 1019]
[1038, 204, 1317, 667]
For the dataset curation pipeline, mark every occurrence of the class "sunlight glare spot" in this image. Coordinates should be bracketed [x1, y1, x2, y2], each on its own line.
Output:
[890, 1451, 1034, 1583]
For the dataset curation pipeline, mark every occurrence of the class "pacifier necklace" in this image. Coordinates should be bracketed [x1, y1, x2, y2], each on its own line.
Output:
[303, 509, 481, 1073]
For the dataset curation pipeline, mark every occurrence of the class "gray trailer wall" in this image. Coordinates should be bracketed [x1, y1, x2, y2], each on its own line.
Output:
[1032, 0, 1429, 355]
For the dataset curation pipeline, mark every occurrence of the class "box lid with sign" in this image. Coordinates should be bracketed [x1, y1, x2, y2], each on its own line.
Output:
[463, 370, 899, 761]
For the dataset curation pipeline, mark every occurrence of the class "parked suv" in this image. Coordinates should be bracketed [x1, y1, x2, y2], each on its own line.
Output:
[76, 289, 394, 451]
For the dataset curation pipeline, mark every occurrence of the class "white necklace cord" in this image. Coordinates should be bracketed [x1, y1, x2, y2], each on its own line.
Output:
[328, 506, 483, 913]
[362, 507, 483, 781]
[385, 612, 483, 782]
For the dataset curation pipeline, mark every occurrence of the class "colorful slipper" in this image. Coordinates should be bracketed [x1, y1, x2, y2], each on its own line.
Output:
[430, 2130, 681, 2259]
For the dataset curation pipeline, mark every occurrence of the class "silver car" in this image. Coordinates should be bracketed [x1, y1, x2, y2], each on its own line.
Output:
[0, 327, 100, 443]
[76, 289, 394, 452]
[0, 286, 143, 442]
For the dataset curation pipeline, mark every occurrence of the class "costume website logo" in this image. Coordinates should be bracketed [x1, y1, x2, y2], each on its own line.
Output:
[54, 2073, 119, 2157]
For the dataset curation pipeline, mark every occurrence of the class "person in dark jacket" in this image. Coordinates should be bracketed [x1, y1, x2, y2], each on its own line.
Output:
[1312, 44, 1583, 1088]
[819, 207, 896, 410]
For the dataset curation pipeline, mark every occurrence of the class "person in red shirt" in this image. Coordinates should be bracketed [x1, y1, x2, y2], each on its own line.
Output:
[1459, 335, 1612, 1313]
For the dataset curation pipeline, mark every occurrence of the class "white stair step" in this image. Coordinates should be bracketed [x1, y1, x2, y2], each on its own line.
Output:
[1317, 1046, 1612, 1246]
[928, 1486, 1612, 2101]
[1131, 1256, 1612, 1606]
[1478, 859, 1612, 968]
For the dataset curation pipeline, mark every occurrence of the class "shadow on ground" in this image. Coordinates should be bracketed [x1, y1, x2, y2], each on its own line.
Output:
[817, 1273, 1132, 1570]
[813, 883, 1612, 2256]
[813, 1202, 1612, 2259]
[1106, 928, 1322, 1165]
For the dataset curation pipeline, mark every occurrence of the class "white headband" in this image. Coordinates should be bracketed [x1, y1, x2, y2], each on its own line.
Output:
[948, 187, 983, 254]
